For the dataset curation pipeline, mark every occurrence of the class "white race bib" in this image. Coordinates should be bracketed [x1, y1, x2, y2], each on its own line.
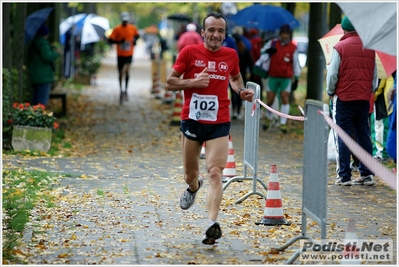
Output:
[188, 93, 219, 121]
[120, 41, 131, 51]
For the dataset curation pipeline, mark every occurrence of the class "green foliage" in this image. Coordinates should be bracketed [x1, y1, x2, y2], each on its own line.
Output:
[3, 69, 13, 148]
[11, 102, 58, 129]
[75, 53, 102, 76]
[2, 169, 59, 264]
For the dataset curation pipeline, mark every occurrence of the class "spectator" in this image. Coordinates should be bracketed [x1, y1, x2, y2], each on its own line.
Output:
[231, 33, 253, 119]
[232, 26, 252, 51]
[108, 12, 140, 104]
[386, 72, 397, 164]
[165, 12, 254, 245]
[222, 33, 238, 52]
[177, 23, 203, 52]
[248, 28, 264, 101]
[370, 76, 394, 161]
[27, 23, 60, 106]
[261, 24, 301, 133]
[326, 16, 378, 186]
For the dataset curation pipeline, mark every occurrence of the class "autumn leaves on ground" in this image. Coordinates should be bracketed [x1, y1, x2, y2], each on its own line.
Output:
[2, 49, 396, 265]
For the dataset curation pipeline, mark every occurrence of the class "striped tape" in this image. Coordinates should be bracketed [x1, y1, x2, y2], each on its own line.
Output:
[252, 98, 306, 121]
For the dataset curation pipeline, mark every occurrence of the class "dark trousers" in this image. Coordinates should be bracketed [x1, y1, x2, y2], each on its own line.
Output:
[32, 83, 51, 106]
[335, 98, 374, 180]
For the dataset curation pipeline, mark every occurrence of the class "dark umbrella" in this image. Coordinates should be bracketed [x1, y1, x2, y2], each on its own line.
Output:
[24, 7, 54, 44]
[167, 13, 192, 22]
[231, 4, 299, 31]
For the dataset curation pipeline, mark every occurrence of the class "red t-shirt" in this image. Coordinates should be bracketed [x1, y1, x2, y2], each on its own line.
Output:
[109, 24, 139, 57]
[173, 44, 240, 124]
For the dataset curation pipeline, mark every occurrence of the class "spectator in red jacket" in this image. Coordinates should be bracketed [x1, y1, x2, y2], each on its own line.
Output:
[177, 23, 203, 52]
[326, 16, 378, 186]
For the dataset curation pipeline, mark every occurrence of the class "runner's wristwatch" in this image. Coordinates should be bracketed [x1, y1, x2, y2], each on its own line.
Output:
[238, 88, 246, 96]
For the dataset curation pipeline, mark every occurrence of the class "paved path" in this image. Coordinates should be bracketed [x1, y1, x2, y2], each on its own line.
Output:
[3, 42, 396, 265]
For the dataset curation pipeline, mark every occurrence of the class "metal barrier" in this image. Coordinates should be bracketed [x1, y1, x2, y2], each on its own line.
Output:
[223, 82, 268, 204]
[274, 99, 329, 264]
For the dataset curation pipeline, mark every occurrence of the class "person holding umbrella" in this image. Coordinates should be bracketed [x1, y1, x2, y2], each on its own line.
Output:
[27, 23, 60, 106]
[326, 16, 378, 186]
[108, 12, 140, 104]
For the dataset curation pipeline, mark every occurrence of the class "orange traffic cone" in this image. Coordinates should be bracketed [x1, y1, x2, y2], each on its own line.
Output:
[222, 135, 237, 182]
[256, 165, 290, 225]
[340, 219, 360, 265]
[170, 91, 183, 126]
[200, 142, 206, 159]
[163, 89, 173, 104]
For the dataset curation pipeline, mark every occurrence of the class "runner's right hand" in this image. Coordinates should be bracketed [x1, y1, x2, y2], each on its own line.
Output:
[194, 67, 210, 88]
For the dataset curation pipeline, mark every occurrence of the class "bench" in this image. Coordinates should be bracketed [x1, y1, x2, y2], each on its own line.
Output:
[49, 92, 67, 117]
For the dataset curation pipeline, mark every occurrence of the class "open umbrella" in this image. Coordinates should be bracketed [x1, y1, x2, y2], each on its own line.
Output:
[337, 2, 396, 56]
[59, 13, 88, 45]
[318, 24, 397, 79]
[24, 7, 54, 44]
[60, 13, 109, 48]
[231, 4, 299, 31]
[78, 14, 110, 48]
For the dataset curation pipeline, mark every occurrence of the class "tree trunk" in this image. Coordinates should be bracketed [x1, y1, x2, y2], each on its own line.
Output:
[329, 3, 342, 30]
[83, 3, 96, 14]
[13, 3, 27, 102]
[2, 3, 13, 108]
[306, 3, 328, 101]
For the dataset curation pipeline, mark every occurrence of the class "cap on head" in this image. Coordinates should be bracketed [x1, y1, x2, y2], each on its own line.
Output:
[186, 23, 197, 32]
[38, 23, 49, 36]
[120, 12, 130, 22]
[279, 24, 291, 34]
[341, 15, 355, 31]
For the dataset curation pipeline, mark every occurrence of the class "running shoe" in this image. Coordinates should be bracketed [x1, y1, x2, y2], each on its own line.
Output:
[179, 175, 204, 210]
[202, 221, 222, 245]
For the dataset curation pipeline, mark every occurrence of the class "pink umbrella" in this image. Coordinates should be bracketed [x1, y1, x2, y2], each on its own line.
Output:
[318, 24, 397, 79]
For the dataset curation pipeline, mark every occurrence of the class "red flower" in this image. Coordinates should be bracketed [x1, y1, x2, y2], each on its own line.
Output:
[53, 122, 59, 129]
[7, 119, 13, 125]
[13, 102, 19, 108]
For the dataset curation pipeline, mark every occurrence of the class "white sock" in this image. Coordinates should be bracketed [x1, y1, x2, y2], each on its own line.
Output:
[280, 104, 289, 125]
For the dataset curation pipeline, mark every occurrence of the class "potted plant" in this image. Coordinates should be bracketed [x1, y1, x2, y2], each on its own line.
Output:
[74, 53, 101, 85]
[9, 102, 59, 152]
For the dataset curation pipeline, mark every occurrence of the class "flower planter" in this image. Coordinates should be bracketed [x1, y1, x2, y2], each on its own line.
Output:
[74, 73, 91, 85]
[12, 125, 52, 152]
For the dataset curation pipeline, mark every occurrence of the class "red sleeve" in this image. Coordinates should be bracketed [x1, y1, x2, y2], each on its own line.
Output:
[173, 46, 189, 74]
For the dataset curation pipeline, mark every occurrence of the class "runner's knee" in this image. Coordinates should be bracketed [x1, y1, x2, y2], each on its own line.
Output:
[207, 165, 223, 181]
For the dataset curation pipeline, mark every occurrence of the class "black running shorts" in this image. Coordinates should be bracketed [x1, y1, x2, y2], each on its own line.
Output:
[117, 56, 133, 71]
[180, 119, 230, 145]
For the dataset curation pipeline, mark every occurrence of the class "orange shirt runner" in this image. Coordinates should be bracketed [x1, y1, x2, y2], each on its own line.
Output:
[109, 24, 139, 57]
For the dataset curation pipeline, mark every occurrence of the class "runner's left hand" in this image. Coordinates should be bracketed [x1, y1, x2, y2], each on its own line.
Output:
[240, 89, 254, 102]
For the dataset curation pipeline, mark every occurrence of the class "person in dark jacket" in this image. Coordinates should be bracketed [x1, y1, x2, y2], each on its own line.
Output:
[326, 16, 378, 186]
[231, 33, 253, 119]
[27, 23, 60, 106]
